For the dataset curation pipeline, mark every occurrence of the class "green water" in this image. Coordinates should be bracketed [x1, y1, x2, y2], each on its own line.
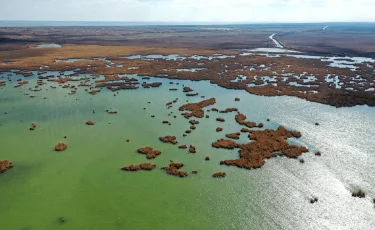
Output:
[1, 71, 375, 230]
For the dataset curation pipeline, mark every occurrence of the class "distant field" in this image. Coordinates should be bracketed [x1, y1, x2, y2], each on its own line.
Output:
[1, 23, 375, 56]
[278, 23, 375, 57]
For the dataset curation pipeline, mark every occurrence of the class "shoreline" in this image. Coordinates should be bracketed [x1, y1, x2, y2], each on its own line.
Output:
[1, 44, 374, 108]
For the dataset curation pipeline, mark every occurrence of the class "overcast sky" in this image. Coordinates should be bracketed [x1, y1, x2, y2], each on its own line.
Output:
[1, 0, 374, 23]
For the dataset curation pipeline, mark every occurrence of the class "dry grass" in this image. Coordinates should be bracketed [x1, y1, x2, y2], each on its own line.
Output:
[0, 44, 239, 70]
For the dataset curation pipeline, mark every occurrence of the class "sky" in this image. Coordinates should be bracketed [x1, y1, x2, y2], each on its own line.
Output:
[1, 0, 375, 23]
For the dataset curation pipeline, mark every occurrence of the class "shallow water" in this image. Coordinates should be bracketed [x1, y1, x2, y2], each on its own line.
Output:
[122, 54, 235, 61]
[176, 68, 206, 72]
[37, 44, 62, 48]
[244, 48, 299, 53]
[269, 33, 283, 48]
[286, 54, 375, 70]
[0, 70, 375, 230]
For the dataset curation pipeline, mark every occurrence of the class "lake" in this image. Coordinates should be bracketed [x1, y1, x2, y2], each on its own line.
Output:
[0, 70, 375, 230]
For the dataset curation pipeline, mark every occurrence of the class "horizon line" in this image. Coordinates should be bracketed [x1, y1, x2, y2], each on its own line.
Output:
[0, 20, 375, 25]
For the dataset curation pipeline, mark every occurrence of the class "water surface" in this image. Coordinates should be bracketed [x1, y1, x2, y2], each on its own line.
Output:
[0, 71, 374, 230]
[36, 44, 62, 48]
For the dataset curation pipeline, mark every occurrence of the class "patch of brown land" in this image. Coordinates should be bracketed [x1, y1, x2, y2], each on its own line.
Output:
[0, 160, 14, 174]
[29, 122, 37, 131]
[55, 142, 67, 151]
[178, 144, 187, 149]
[213, 172, 226, 178]
[159, 136, 178, 145]
[161, 162, 188, 177]
[225, 132, 241, 140]
[240, 128, 251, 133]
[189, 120, 200, 125]
[235, 113, 262, 128]
[86, 120, 94, 125]
[189, 145, 197, 153]
[214, 126, 307, 170]
[137, 147, 161, 159]
[179, 98, 216, 119]
[212, 139, 241, 149]
[219, 108, 238, 113]
[95, 75, 139, 91]
[15, 80, 29, 88]
[183, 87, 193, 92]
[122, 163, 156, 171]
[186, 93, 198, 97]
[89, 89, 101, 95]
[352, 189, 366, 198]
[142, 82, 162, 88]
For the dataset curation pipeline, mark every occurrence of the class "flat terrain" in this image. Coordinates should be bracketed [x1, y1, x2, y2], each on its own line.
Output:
[1, 23, 375, 56]
[0, 23, 374, 107]
[279, 23, 375, 57]
[1, 23, 375, 230]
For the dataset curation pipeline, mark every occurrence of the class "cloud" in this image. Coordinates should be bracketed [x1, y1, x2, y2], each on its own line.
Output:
[0, 0, 374, 22]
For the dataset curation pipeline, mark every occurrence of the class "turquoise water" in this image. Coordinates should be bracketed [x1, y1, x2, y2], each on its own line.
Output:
[1, 71, 375, 230]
